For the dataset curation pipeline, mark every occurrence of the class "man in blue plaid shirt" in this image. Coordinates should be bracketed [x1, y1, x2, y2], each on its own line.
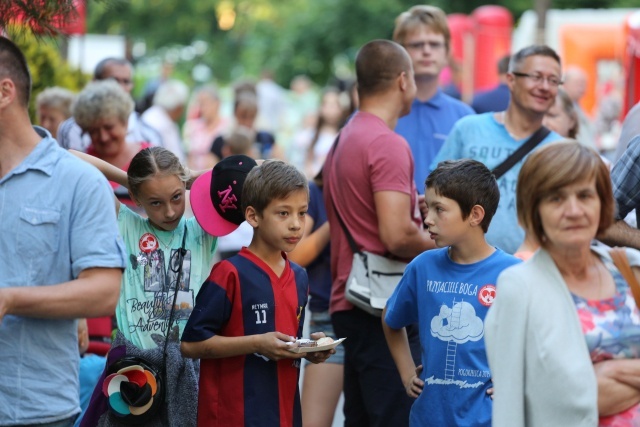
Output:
[602, 134, 640, 250]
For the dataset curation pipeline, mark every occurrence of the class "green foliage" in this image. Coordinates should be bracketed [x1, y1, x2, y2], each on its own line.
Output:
[0, 0, 77, 38]
[13, 34, 89, 120]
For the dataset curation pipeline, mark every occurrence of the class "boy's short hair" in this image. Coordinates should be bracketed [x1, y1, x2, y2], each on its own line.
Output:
[393, 5, 451, 51]
[225, 126, 255, 156]
[426, 159, 499, 232]
[242, 160, 309, 214]
[0, 36, 32, 107]
[355, 40, 412, 98]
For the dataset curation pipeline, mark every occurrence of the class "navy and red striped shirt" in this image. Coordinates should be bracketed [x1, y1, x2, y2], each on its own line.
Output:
[182, 248, 308, 427]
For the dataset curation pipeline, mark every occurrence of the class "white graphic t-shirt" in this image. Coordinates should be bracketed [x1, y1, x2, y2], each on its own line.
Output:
[116, 205, 218, 349]
[385, 247, 520, 427]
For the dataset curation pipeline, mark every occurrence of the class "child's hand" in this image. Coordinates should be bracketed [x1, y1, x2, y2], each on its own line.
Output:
[304, 332, 335, 364]
[487, 379, 494, 400]
[404, 364, 425, 398]
[255, 331, 304, 361]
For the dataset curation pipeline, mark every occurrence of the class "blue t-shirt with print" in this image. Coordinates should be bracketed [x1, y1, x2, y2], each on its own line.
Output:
[431, 113, 562, 254]
[385, 247, 520, 427]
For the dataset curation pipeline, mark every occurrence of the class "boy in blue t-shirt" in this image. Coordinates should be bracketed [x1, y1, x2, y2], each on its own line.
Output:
[383, 159, 521, 427]
[181, 160, 333, 427]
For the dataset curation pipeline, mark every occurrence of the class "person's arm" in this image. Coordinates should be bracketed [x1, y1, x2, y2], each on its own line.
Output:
[181, 331, 304, 361]
[374, 191, 435, 259]
[382, 306, 424, 398]
[69, 150, 128, 188]
[0, 267, 121, 323]
[600, 220, 640, 251]
[594, 359, 640, 416]
[288, 217, 329, 267]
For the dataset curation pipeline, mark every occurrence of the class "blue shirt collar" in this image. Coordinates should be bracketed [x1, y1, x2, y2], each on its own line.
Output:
[9, 126, 59, 179]
[414, 88, 445, 109]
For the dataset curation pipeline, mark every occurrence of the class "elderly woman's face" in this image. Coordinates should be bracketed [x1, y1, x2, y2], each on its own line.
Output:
[37, 106, 67, 139]
[538, 177, 600, 250]
[86, 116, 128, 157]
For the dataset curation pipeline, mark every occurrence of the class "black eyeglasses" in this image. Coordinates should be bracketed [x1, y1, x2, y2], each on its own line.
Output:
[512, 72, 563, 88]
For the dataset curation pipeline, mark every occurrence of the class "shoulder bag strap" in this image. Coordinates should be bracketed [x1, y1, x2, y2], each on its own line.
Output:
[327, 133, 361, 256]
[492, 126, 551, 180]
[610, 247, 640, 309]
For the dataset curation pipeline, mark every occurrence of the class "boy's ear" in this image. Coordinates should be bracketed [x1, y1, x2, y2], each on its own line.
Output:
[469, 204, 486, 228]
[245, 206, 259, 228]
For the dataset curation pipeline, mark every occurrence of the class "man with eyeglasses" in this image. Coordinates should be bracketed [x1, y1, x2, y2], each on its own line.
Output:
[57, 57, 162, 152]
[393, 5, 474, 194]
[432, 45, 564, 254]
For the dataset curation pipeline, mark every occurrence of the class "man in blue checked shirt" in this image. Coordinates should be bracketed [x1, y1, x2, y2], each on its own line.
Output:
[602, 134, 640, 250]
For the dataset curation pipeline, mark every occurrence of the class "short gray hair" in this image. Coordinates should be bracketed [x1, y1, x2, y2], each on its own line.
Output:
[36, 86, 76, 118]
[72, 80, 133, 130]
[508, 45, 561, 73]
[153, 79, 189, 111]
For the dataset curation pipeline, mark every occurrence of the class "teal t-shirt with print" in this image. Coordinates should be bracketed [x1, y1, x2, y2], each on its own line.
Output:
[116, 205, 218, 349]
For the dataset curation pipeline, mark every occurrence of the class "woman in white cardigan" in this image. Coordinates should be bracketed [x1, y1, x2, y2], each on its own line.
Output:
[485, 141, 635, 427]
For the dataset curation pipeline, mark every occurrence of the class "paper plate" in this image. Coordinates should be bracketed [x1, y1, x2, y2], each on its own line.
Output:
[287, 337, 347, 354]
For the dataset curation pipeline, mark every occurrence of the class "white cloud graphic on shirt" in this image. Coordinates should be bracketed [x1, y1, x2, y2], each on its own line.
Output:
[430, 302, 484, 344]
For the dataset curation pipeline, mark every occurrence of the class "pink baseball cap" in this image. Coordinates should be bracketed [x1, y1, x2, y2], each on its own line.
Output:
[190, 155, 258, 237]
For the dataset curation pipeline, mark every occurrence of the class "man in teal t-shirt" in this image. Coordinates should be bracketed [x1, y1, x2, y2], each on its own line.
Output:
[432, 45, 564, 254]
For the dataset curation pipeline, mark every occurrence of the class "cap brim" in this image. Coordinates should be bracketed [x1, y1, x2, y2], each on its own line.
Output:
[190, 170, 241, 237]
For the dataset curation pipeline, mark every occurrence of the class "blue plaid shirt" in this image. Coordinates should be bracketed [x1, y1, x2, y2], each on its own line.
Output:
[612, 134, 640, 221]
